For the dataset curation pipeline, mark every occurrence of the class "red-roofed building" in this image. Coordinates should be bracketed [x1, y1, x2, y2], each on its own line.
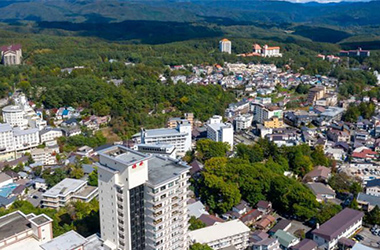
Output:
[1, 44, 22, 65]
[352, 147, 377, 161]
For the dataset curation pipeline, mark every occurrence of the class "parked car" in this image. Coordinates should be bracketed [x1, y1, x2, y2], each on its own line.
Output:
[355, 235, 364, 241]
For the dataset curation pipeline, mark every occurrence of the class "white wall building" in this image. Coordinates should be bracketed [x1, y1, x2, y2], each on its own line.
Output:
[366, 179, 380, 197]
[13, 127, 40, 151]
[141, 123, 192, 156]
[207, 115, 234, 149]
[134, 143, 177, 159]
[0, 211, 52, 249]
[2, 105, 28, 129]
[0, 124, 40, 153]
[262, 45, 282, 57]
[2, 94, 46, 130]
[234, 114, 253, 131]
[252, 103, 283, 124]
[1, 44, 22, 65]
[31, 148, 57, 165]
[312, 208, 364, 250]
[42, 178, 98, 209]
[97, 145, 190, 250]
[219, 39, 232, 54]
[40, 128, 64, 143]
[189, 220, 250, 250]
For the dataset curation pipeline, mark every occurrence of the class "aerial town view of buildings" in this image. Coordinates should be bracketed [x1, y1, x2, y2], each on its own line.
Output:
[0, 28, 379, 250]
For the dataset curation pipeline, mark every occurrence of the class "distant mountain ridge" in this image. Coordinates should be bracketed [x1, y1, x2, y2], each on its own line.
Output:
[0, 0, 379, 26]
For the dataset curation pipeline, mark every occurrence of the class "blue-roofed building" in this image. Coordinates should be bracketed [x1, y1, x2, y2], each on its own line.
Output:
[366, 178, 380, 197]
[357, 192, 380, 212]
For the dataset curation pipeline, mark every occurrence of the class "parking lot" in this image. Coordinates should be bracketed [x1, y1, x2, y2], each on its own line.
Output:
[360, 227, 380, 249]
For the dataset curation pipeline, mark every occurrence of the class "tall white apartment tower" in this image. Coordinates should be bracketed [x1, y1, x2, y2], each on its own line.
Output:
[219, 39, 232, 54]
[97, 145, 190, 250]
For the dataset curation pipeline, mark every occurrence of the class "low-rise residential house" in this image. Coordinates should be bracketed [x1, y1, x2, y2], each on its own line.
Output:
[233, 200, 251, 215]
[268, 219, 292, 235]
[256, 200, 272, 214]
[256, 214, 276, 230]
[273, 230, 300, 250]
[306, 182, 336, 202]
[188, 199, 209, 218]
[291, 239, 318, 250]
[76, 146, 94, 157]
[189, 220, 250, 250]
[303, 166, 331, 183]
[312, 208, 364, 250]
[325, 147, 346, 162]
[199, 214, 224, 227]
[0, 172, 13, 188]
[240, 209, 262, 226]
[357, 192, 380, 211]
[252, 238, 281, 250]
[326, 129, 350, 143]
[42, 178, 98, 209]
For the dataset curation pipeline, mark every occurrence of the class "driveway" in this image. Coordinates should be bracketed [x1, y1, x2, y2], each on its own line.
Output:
[360, 227, 380, 249]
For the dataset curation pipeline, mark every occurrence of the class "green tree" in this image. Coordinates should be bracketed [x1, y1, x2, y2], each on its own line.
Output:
[365, 205, 380, 225]
[196, 139, 229, 162]
[190, 243, 213, 250]
[189, 216, 206, 230]
[316, 202, 342, 224]
[88, 168, 98, 186]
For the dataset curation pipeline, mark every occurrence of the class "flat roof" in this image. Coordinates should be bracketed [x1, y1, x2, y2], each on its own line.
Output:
[2, 105, 23, 113]
[0, 211, 31, 241]
[2, 236, 42, 250]
[30, 214, 52, 226]
[207, 122, 232, 131]
[312, 208, 364, 241]
[189, 220, 250, 244]
[13, 128, 39, 136]
[43, 178, 86, 198]
[147, 156, 190, 186]
[144, 127, 184, 137]
[74, 186, 98, 199]
[99, 145, 149, 167]
[0, 123, 12, 133]
[41, 230, 87, 250]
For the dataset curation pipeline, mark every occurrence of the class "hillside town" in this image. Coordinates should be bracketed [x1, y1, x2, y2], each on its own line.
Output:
[0, 35, 379, 250]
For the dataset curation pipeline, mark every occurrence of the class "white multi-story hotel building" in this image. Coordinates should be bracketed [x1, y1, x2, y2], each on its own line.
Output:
[2, 105, 28, 129]
[2, 94, 46, 130]
[0, 124, 40, 153]
[140, 123, 192, 156]
[97, 145, 190, 250]
[219, 39, 232, 54]
[206, 115, 234, 149]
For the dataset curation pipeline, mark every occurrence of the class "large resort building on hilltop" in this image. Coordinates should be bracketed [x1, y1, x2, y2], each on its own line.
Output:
[1, 44, 22, 65]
